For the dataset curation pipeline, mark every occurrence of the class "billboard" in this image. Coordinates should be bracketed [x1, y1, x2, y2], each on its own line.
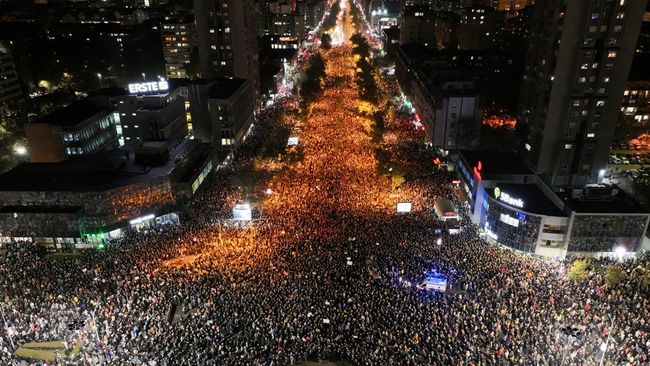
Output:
[396, 202, 412, 213]
[128, 80, 169, 94]
[233, 204, 252, 221]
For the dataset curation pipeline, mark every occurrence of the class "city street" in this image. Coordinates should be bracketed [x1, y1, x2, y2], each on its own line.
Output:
[1, 1, 649, 366]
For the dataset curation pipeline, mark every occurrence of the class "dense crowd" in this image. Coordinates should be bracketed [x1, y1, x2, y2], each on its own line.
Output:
[2, 3, 650, 366]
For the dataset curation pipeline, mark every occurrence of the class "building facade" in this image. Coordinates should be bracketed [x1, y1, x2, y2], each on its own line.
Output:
[0, 140, 212, 250]
[25, 99, 119, 163]
[115, 86, 188, 144]
[0, 42, 23, 106]
[455, 150, 650, 259]
[400, 5, 437, 48]
[518, 0, 647, 187]
[189, 77, 255, 152]
[194, 0, 261, 100]
[161, 22, 194, 79]
[395, 45, 483, 150]
[457, 7, 499, 50]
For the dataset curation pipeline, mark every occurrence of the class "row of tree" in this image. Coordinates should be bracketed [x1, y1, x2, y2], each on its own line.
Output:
[568, 258, 650, 289]
[350, 33, 379, 104]
[299, 52, 327, 107]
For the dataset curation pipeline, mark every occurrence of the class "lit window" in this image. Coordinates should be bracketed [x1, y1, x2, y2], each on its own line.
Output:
[596, 100, 605, 107]
[587, 133, 595, 138]
[608, 51, 617, 58]
[565, 144, 572, 149]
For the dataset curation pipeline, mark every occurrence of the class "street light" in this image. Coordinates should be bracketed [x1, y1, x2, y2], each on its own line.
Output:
[142, 72, 146, 80]
[97, 73, 103, 88]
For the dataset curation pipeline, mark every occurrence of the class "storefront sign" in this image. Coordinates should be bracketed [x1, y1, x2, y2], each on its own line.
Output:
[494, 187, 524, 208]
[128, 80, 169, 94]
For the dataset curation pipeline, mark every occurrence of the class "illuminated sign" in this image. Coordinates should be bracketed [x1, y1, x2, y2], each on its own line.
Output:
[233, 204, 252, 221]
[128, 80, 169, 94]
[396, 202, 412, 213]
[130, 214, 155, 225]
[473, 161, 483, 181]
[287, 137, 299, 146]
[495, 187, 524, 208]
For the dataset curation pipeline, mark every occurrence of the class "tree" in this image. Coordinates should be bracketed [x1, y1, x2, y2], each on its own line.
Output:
[350, 33, 370, 58]
[568, 260, 589, 281]
[299, 53, 327, 105]
[320, 33, 332, 50]
[605, 266, 625, 287]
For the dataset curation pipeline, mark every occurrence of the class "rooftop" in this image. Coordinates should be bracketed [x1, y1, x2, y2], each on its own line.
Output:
[459, 150, 534, 177]
[0, 139, 205, 192]
[208, 77, 247, 99]
[30, 99, 110, 128]
[560, 189, 649, 214]
[487, 182, 565, 216]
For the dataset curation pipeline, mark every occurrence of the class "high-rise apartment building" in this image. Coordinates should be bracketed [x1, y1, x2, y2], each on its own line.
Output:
[518, 0, 646, 187]
[161, 22, 194, 79]
[400, 5, 437, 47]
[194, 0, 260, 100]
[0, 42, 23, 107]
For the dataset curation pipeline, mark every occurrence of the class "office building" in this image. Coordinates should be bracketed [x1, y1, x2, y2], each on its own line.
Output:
[189, 77, 255, 152]
[457, 7, 499, 50]
[518, 0, 647, 187]
[400, 5, 437, 47]
[0, 42, 23, 106]
[455, 150, 650, 259]
[161, 22, 194, 79]
[194, 0, 261, 100]
[395, 45, 483, 150]
[0, 140, 213, 249]
[25, 99, 119, 163]
[115, 82, 188, 144]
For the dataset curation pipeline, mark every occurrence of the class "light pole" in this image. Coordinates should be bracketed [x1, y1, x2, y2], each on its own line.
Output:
[598, 315, 616, 366]
[142, 72, 146, 81]
[97, 73, 103, 88]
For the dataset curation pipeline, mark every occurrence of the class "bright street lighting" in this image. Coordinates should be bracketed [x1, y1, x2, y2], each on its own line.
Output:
[614, 246, 626, 257]
[13, 145, 27, 156]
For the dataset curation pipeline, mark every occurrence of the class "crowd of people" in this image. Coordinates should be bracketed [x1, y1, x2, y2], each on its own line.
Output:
[1, 4, 650, 366]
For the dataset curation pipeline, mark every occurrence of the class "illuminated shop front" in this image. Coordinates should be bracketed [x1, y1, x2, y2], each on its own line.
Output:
[479, 183, 569, 257]
[455, 151, 650, 259]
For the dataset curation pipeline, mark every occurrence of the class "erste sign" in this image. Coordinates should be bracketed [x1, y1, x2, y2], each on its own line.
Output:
[128, 80, 169, 94]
